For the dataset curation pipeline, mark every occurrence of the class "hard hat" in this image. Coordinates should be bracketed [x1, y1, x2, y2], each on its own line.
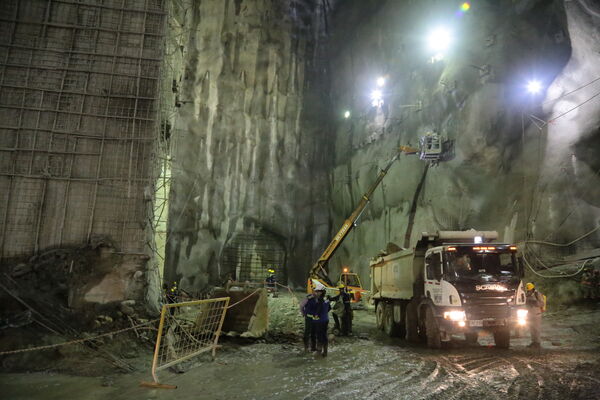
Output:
[338, 283, 345, 289]
[526, 282, 535, 291]
[314, 282, 326, 291]
[268, 269, 275, 273]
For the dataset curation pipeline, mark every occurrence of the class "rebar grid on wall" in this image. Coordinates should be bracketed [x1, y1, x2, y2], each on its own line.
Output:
[0, 0, 166, 260]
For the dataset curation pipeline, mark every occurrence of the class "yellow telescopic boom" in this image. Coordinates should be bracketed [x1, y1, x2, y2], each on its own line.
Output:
[308, 146, 418, 285]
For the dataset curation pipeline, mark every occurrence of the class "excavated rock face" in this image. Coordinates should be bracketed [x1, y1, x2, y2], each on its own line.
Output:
[165, 0, 599, 291]
[326, 0, 600, 281]
[165, 0, 334, 291]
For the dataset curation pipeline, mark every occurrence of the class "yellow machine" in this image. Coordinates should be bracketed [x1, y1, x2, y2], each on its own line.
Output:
[339, 267, 367, 302]
[307, 146, 419, 299]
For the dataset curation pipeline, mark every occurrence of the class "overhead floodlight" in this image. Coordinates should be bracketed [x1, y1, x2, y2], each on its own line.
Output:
[526, 79, 542, 94]
[376, 76, 385, 87]
[343, 110, 351, 119]
[371, 89, 383, 107]
[427, 27, 453, 53]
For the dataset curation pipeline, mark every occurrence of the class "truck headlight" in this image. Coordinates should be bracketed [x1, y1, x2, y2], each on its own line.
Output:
[443, 310, 466, 321]
[516, 309, 528, 318]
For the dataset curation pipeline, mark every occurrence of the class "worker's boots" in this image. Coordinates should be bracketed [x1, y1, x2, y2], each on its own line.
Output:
[322, 344, 328, 357]
[310, 338, 317, 352]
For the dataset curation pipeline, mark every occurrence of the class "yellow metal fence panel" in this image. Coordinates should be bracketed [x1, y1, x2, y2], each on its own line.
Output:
[151, 297, 230, 383]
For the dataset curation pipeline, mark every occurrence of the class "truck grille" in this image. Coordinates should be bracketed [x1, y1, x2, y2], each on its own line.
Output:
[462, 292, 513, 320]
[466, 305, 509, 320]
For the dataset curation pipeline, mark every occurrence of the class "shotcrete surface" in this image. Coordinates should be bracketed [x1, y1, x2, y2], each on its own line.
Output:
[1, 294, 599, 400]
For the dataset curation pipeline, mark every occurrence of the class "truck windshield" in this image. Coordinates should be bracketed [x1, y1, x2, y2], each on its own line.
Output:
[445, 249, 516, 279]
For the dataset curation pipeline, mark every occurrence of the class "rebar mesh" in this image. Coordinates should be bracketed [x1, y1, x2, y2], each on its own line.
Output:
[0, 0, 166, 260]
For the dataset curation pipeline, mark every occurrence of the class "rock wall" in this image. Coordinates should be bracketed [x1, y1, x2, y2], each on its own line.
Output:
[165, 0, 334, 291]
[326, 0, 600, 282]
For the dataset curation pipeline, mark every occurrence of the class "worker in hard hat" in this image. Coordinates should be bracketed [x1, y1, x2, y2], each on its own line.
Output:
[330, 284, 352, 336]
[525, 282, 544, 348]
[164, 281, 179, 315]
[265, 268, 277, 295]
[305, 283, 330, 356]
[330, 285, 344, 334]
[299, 289, 316, 352]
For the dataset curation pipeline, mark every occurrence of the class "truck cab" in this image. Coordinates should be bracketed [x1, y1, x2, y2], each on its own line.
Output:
[422, 244, 527, 348]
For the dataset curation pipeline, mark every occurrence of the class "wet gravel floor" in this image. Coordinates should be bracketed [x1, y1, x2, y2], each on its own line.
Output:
[1, 300, 599, 400]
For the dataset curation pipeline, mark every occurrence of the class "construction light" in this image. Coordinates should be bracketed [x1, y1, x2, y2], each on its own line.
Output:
[343, 110, 351, 119]
[343, 267, 349, 273]
[427, 27, 453, 53]
[527, 79, 542, 94]
[474, 236, 483, 244]
[371, 89, 383, 107]
[376, 76, 385, 87]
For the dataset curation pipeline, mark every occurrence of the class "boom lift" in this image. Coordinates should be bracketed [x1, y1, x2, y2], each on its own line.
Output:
[307, 145, 419, 298]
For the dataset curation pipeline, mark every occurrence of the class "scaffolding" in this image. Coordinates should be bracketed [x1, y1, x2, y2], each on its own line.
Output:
[0, 0, 166, 260]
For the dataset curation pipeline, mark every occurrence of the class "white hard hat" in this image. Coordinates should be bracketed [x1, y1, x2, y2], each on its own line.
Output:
[313, 282, 326, 291]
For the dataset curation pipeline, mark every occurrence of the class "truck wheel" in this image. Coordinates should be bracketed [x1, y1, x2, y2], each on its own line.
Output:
[384, 303, 401, 337]
[493, 328, 510, 349]
[406, 302, 419, 342]
[375, 302, 385, 331]
[425, 307, 442, 349]
[465, 332, 478, 344]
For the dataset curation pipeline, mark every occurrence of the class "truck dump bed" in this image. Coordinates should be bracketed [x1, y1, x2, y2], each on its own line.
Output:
[370, 248, 424, 300]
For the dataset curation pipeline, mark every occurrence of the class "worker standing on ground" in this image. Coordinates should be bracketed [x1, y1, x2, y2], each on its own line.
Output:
[299, 291, 315, 352]
[525, 282, 544, 348]
[331, 294, 343, 334]
[330, 284, 352, 336]
[306, 284, 330, 356]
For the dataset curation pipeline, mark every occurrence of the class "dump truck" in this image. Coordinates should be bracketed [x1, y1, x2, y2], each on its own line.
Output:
[370, 230, 528, 349]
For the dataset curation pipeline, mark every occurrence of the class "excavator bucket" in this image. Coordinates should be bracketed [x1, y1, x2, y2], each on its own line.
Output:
[212, 286, 268, 338]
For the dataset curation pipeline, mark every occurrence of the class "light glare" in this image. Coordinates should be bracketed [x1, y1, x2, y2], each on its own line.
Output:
[371, 89, 383, 107]
[428, 27, 453, 53]
[444, 310, 466, 321]
[376, 76, 385, 87]
[527, 79, 542, 94]
[343, 110, 351, 119]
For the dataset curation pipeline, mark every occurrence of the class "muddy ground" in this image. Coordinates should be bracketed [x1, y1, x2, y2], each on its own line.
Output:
[1, 293, 599, 400]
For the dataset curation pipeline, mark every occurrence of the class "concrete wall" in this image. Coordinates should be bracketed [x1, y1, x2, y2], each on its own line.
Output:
[0, 0, 166, 308]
